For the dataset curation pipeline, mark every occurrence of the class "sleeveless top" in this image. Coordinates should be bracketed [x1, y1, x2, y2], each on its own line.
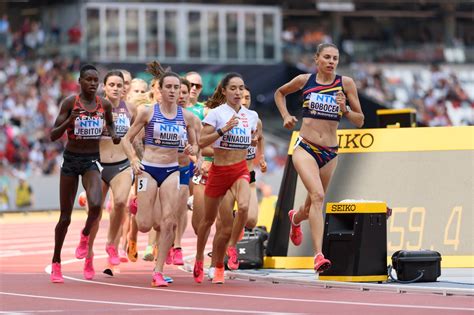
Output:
[202, 103, 258, 150]
[144, 104, 186, 149]
[186, 102, 205, 121]
[67, 95, 105, 140]
[302, 74, 344, 122]
[102, 100, 131, 139]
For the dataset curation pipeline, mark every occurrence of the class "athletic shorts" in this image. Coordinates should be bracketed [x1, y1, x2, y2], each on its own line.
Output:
[249, 170, 256, 184]
[179, 164, 191, 186]
[142, 160, 179, 187]
[205, 160, 250, 198]
[101, 159, 131, 185]
[295, 136, 338, 169]
[61, 150, 101, 177]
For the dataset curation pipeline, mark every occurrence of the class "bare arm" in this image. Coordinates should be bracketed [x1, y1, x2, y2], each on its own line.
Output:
[256, 119, 267, 173]
[183, 110, 199, 158]
[102, 98, 121, 144]
[274, 74, 309, 130]
[341, 76, 365, 128]
[199, 115, 239, 149]
[50, 96, 76, 141]
[122, 106, 151, 174]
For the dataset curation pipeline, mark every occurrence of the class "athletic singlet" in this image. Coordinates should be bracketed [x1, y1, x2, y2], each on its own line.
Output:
[178, 128, 188, 153]
[302, 74, 344, 122]
[144, 104, 186, 148]
[186, 102, 205, 121]
[102, 100, 131, 139]
[67, 95, 105, 140]
[246, 145, 256, 161]
[203, 103, 258, 150]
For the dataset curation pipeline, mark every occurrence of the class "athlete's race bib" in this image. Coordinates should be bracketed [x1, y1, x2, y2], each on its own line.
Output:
[74, 117, 104, 139]
[153, 122, 184, 147]
[114, 113, 130, 137]
[308, 93, 340, 120]
[247, 145, 256, 160]
[220, 120, 252, 149]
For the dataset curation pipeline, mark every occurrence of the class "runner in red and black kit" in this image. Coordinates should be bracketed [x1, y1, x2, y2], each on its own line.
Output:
[49, 64, 120, 283]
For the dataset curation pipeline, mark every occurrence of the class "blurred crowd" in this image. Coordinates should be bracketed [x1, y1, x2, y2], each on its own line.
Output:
[351, 63, 473, 126]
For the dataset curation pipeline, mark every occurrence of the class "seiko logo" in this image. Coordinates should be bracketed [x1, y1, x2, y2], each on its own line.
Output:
[331, 204, 356, 212]
[338, 133, 374, 149]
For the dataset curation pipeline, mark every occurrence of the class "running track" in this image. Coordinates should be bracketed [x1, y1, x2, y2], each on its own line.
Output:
[1, 212, 472, 315]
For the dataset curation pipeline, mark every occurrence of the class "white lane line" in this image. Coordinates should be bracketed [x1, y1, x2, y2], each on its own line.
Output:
[53, 273, 473, 312]
[0, 292, 304, 315]
[0, 310, 64, 314]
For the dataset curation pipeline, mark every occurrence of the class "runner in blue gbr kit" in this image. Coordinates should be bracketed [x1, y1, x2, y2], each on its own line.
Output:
[50, 64, 120, 283]
[274, 43, 364, 274]
[122, 71, 197, 287]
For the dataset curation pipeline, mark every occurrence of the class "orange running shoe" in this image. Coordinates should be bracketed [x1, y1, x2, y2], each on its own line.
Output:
[193, 260, 204, 283]
[50, 262, 64, 283]
[288, 209, 303, 246]
[226, 246, 239, 270]
[127, 240, 138, 262]
[212, 267, 225, 284]
[314, 253, 331, 273]
[151, 271, 169, 287]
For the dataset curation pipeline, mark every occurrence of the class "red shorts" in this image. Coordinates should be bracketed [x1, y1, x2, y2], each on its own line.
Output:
[205, 160, 250, 198]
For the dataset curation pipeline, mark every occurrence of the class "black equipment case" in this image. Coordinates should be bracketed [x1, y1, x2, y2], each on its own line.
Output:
[229, 228, 268, 269]
[391, 250, 442, 282]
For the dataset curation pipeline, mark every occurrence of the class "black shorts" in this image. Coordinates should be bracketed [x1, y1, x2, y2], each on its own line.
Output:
[61, 150, 101, 177]
[249, 170, 256, 184]
[101, 159, 131, 185]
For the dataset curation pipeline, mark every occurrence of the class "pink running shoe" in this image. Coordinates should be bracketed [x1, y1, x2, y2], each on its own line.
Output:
[226, 246, 239, 270]
[83, 256, 95, 280]
[105, 244, 121, 266]
[314, 253, 331, 273]
[50, 262, 64, 283]
[193, 260, 204, 283]
[75, 231, 89, 259]
[151, 271, 169, 287]
[288, 209, 303, 246]
[172, 248, 184, 266]
[119, 249, 129, 263]
[165, 247, 174, 265]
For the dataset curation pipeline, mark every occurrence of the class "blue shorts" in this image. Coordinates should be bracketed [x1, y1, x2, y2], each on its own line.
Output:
[142, 160, 179, 187]
[179, 164, 191, 186]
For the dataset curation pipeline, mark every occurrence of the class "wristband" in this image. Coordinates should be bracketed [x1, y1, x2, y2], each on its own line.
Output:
[216, 128, 224, 136]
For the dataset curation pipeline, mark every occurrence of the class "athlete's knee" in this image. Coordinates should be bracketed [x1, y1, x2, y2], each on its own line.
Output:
[136, 218, 152, 233]
[217, 225, 232, 241]
[161, 217, 177, 232]
[246, 217, 257, 229]
[57, 216, 71, 228]
[236, 203, 249, 215]
[308, 191, 324, 207]
[113, 199, 127, 212]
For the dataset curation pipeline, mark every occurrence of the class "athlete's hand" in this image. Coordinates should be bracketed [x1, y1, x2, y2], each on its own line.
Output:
[283, 115, 298, 130]
[69, 109, 82, 122]
[336, 91, 347, 111]
[259, 157, 267, 173]
[184, 143, 194, 156]
[223, 115, 239, 133]
[131, 158, 144, 175]
[112, 135, 121, 145]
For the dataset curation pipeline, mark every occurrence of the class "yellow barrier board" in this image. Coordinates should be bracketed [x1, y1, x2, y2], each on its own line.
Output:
[288, 126, 474, 155]
[326, 202, 387, 214]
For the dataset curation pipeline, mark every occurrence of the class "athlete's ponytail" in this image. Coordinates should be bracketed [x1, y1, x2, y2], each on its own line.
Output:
[206, 72, 243, 109]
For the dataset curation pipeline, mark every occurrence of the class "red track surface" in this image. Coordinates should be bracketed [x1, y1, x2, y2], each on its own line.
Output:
[1, 212, 472, 315]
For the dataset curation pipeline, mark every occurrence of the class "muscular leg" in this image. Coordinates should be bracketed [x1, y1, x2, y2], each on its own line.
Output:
[81, 170, 103, 236]
[228, 179, 250, 247]
[292, 147, 338, 253]
[195, 195, 222, 261]
[52, 173, 79, 263]
[174, 184, 189, 249]
[108, 170, 133, 247]
[246, 182, 259, 229]
[154, 172, 180, 273]
[191, 183, 205, 235]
